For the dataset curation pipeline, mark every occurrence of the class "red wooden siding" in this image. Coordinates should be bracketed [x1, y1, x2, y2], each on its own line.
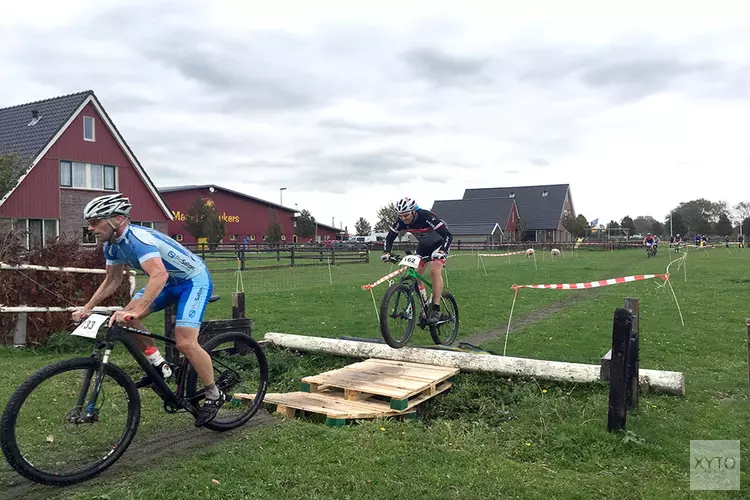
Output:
[47, 103, 131, 166]
[313, 226, 342, 241]
[0, 158, 60, 218]
[558, 190, 574, 231]
[161, 188, 297, 244]
[506, 203, 519, 233]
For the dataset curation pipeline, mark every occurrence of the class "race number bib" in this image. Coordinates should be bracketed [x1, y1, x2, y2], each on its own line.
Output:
[399, 255, 422, 268]
[71, 313, 109, 339]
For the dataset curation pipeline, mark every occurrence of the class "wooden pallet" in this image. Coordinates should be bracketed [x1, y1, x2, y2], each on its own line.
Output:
[234, 358, 458, 426]
[301, 359, 459, 410]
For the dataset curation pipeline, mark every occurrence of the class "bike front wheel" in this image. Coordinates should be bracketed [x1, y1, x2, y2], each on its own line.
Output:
[429, 291, 460, 346]
[379, 283, 417, 348]
[0, 357, 140, 486]
[185, 331, 269, 432]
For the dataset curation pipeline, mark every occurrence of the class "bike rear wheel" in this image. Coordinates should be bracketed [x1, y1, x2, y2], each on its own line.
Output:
[429, 291, 460, 346]
[379, 283, 417, 348]
[0, 357, 140, 486]
[185, 331, 269, 432]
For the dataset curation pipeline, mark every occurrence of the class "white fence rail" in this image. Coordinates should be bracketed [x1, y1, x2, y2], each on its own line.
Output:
[0, 262, 136, 347]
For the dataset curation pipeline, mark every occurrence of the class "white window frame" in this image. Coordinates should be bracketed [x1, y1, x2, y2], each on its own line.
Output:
[60, 161, 117, 191]
[132, 221, 154, 229]
[83, 116, 95, 142]
[14, 218, 59, 250]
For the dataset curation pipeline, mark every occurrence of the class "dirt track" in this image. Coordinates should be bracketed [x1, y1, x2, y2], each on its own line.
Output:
[460, 292, 591, 347]
[1, 411, 276, 500]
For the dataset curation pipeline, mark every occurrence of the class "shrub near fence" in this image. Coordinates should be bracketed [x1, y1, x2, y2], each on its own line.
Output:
[0, 233, 132, 346]
[183, 243, 370, 272]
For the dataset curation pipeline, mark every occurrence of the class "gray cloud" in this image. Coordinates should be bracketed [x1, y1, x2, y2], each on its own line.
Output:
[401, 47, 490, 85]
[529, 158, 550, 167]
[3, 3, 749, 231]
[317, 119, 434, 136]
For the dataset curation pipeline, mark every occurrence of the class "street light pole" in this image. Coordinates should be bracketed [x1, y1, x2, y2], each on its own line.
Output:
[279, 187, 286, 206]
[670, 211, 673, 237]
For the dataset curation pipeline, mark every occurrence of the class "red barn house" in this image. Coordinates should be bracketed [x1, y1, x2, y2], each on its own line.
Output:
[158, 184, 345, 245]
[0, 90, 172, 249]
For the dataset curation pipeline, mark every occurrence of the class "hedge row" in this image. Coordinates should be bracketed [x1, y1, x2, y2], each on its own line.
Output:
[0, 231, 132, 346]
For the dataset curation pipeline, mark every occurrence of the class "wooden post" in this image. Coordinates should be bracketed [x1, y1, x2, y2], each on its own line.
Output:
[331, 247, 336, 265]
[232, 292, 245, 319]
[290, 246, 295, 267]
[164, 303, 178, 365]
[608, 307, 633, 432]
[13, 312, 27, 347]
[624, 298, 640, 410]
[233, 291, 250, 351]
[239, 248, 246, 271]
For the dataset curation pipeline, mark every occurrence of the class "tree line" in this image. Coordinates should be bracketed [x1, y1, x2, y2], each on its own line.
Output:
[604, 199, 749, 238]
[356, 199, 750, 239]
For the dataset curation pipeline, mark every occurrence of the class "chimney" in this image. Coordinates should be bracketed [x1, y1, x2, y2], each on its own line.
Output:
[32, 110, 38, 119]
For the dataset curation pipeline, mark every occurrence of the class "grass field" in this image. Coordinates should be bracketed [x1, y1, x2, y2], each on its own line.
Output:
[1, 245, 749, 499]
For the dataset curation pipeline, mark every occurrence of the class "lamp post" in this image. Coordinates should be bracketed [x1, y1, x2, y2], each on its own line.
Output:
[279, 187, 286, 206]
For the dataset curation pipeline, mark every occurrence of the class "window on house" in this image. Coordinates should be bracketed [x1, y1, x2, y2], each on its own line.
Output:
[84, 116, 95, 141]
[104, 165, 116, 189]
[132, 221, 154, 229]
[14, 218, 59, 250]
[60, 161, 117, 190]
[82, 227, 97, 244]
[250, 234, 256, 241]
[230, 235, 237, 241]
[175, 234, 184, 242]
[281, 235, 286, 241]
[90, 164, 103, 189]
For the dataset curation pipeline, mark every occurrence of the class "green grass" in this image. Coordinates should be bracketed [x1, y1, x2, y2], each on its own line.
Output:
[2, 246, 749, 499]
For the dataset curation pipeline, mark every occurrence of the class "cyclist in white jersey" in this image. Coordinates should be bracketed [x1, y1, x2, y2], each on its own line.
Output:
[71, 193, 224, 426]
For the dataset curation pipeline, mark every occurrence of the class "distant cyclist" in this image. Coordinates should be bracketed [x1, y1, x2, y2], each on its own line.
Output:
[71, 193, 224, 427]
[381, 197, 453, 324]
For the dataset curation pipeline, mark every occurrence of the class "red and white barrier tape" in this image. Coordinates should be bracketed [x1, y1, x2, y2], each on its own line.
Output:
[361, 267, 406, 290]
[512, 273, 669, 290]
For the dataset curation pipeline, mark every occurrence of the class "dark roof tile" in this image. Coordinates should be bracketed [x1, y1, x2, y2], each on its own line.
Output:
[463, 184, 570, 230]
[0, 90, 92, 185]
[431, 197, 515, 235]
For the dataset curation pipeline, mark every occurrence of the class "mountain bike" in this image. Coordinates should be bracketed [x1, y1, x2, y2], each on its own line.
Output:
[0, 295, 268, 486]
[379, 254, 459, 348]
[646, 243, 657, 257]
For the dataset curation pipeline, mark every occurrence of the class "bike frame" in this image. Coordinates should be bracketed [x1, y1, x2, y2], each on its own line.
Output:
[81, 323, 201, 422]
[397, 261, 440, 318]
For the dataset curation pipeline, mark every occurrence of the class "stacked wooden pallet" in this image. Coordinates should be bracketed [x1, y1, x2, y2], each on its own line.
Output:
[236, 358, 459, 426]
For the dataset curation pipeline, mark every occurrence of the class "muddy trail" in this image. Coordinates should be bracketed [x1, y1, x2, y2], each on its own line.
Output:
[1, 411, 276, 500]
[461, 292, 591, 348]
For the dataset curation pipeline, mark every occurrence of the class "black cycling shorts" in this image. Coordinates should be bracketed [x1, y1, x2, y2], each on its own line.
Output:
[415, 242, 447, 261]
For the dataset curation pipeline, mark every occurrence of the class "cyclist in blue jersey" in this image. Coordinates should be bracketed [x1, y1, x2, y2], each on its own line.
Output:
[71, 193, 224, 427]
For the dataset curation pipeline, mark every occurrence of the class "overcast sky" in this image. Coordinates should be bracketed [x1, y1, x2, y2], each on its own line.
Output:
[2, 0, 749, 232]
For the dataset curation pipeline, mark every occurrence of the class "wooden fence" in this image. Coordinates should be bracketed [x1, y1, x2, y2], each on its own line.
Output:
[182, 243, 370, 272]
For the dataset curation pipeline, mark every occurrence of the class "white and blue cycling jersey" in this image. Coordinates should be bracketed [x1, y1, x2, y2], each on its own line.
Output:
[104, 225, 206, 283]
[104, 224, 213, 328]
